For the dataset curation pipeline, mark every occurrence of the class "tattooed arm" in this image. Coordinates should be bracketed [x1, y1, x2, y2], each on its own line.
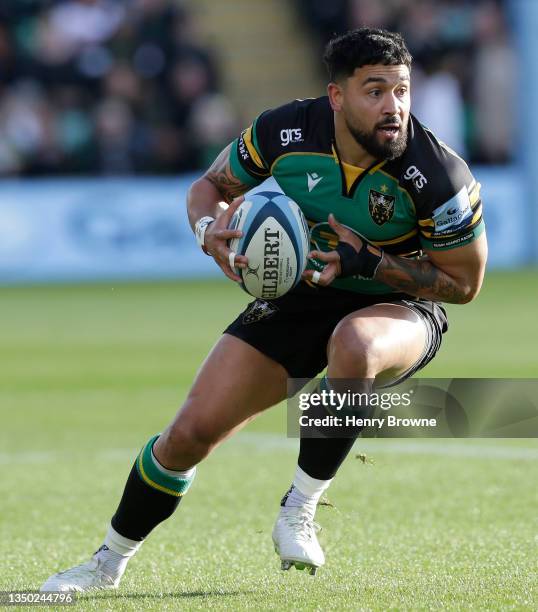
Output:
[376, 231, 488, 303]
[303, 214, 488, 304]
[186, 143, 257, 281]
[186, 143, 252, 230]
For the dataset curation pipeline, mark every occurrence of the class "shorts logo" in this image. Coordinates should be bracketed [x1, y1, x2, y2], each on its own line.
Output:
[280, 128, 303, 147]
[242, 300, 278, 325]
[368, 189, 395, 225]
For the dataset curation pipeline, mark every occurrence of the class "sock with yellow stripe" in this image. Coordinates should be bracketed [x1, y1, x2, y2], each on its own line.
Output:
[110, 435, 196, 542]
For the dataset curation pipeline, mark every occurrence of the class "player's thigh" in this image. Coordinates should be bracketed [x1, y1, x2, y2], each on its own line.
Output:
[167, 333, 288, 444]
[328, 303, 427, 384]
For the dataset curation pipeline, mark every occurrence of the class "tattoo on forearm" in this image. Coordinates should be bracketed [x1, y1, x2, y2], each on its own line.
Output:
[376, 254, 468, 303]
[205, 146, 250, 204]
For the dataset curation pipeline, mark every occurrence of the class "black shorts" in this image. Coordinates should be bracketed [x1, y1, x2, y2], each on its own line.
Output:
[224, 281, 448, 383]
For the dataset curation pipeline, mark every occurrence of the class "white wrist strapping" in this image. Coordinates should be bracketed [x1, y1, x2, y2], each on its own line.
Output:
[194, 216, 215, 249]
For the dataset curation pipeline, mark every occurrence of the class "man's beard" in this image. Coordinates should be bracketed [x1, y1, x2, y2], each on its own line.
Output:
[345, 116, 408, 160]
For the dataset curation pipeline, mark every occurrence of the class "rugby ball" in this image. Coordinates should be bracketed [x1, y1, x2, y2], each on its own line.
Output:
[228, 191, 309, 299]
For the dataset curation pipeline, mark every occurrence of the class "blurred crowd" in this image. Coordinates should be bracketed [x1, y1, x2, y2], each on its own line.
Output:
[0, 0, 515, 176]
[0, 0, 239, 176]
[298, 0, 515, 164]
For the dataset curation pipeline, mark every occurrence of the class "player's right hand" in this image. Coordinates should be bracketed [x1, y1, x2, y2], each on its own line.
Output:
[203, 197, 248, 282]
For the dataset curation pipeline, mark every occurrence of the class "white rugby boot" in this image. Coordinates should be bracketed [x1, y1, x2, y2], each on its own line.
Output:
[272, 505, 325, 575]
[40, 553, 120, 592]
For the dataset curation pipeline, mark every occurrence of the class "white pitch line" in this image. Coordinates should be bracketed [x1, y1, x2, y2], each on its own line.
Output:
[236, 432, 538, 460]
[0, 432, 537, 464]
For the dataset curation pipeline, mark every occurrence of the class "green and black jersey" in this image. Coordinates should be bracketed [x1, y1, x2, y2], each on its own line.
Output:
[229, 96, 484, 294]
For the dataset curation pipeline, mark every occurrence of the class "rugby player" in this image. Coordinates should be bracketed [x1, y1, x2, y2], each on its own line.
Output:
[42, 28, 487, 590]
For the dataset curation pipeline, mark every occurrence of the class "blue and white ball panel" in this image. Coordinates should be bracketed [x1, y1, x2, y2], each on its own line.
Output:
[228, 191, 309, 299]
[286, 196, 310, 275]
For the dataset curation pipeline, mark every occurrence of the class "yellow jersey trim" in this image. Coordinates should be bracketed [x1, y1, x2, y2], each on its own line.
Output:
[243, 126, 266, 171]
[469, 183, 481, 206]
[341, 161, 365, 193]
[315, 226, 418, 247]
[368, 160, 387, 174]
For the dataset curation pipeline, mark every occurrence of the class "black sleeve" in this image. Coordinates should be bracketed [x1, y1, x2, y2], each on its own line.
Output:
[230, 98, 326, 183]
[414, 143, 484, 251]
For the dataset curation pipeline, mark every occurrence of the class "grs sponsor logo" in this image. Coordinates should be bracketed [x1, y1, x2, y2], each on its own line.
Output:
[404, 165, 428, 191]
[280, 128, 303, 146]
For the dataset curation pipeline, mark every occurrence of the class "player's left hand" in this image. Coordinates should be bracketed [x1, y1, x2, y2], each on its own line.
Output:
[302, 214, 383, 285]
[301, 214, 361, 286]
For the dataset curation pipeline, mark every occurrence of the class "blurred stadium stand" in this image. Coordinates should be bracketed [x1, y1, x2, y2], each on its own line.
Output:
[191, 0, 322, 126]
[0, 0, 516, 176]
[0, 0, 235, 175]
[0, 0, 536, 282]
[297, 0, 516, 164]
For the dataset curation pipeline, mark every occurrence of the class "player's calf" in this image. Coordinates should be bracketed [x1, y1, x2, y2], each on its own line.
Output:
[154, 407, 226, 470]
[41, 434, 196, 592]
[41, 335, 287, 591]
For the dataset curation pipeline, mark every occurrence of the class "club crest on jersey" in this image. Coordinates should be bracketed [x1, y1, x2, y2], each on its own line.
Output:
[242, 300, 278, 325]
[368, 189, 395, 225]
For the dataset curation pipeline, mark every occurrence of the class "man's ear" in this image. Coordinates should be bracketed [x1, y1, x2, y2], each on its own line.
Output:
[327, 82, 343, 112]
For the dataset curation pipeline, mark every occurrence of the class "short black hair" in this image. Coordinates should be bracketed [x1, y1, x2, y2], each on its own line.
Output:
[324, 28, 412, 82]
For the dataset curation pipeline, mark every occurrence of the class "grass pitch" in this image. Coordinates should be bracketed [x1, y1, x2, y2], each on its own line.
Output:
[1, 270, 537, 610]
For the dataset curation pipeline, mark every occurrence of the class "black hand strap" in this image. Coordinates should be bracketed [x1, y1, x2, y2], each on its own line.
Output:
[336, 241, 383, 279]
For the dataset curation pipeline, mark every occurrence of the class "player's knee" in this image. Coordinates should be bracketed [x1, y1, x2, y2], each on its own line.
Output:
[161, 413, 219, 466]
[328, 319, 382, 377]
